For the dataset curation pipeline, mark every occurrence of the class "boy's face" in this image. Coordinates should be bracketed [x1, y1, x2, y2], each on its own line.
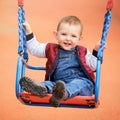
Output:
[54, 23, 82, 51]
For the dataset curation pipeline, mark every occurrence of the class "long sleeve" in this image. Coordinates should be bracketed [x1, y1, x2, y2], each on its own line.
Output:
[27, 35, 47, 58]
[85, 49, 97, 71]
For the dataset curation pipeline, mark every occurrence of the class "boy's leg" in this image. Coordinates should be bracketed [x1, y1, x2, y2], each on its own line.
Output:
[42, 81, 55, 94]
[66, 78, 94, 98]
[20, 76, 47, 97]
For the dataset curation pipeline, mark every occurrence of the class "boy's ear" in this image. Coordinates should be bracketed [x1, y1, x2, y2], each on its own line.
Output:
[79, 35, 83, 41]
[53, 30, 57, 38]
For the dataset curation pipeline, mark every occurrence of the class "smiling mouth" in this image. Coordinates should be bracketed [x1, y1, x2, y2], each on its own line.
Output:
[64, 42, 71, 46]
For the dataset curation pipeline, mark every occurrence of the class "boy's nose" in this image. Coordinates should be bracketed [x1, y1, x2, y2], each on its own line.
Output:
[66, 36, 71, 41]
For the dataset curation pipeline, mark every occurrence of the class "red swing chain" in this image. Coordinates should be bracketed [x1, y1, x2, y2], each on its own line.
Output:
[106, 0, 114, 10]
[18, 0, 114, 10]
[18, 0, 114, 8]
[18, 0, 24, 7]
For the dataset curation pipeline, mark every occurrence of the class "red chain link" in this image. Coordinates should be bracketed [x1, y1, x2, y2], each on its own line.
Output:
[106, 0, 114, 10]
[18, 0, 24, 7]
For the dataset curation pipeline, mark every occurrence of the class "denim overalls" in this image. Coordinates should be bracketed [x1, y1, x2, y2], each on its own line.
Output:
[43, 48, 94, 99]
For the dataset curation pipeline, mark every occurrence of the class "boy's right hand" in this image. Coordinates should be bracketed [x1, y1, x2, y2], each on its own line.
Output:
[23, 21, 32, 35]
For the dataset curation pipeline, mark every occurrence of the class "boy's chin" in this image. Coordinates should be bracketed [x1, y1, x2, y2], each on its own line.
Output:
[61, 47, 73, 51]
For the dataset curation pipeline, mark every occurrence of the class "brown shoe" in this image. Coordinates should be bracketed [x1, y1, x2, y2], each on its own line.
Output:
[49, 81, 67, 107]
[20, 76, 47, 97]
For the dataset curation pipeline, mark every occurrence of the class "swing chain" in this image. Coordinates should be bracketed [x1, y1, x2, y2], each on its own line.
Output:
[106, 0, 114, 11]
[18, 0, 24, 8]
[18, 0, 28, 60]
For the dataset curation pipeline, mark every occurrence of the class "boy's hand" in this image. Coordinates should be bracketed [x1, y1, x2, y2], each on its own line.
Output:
[94, 41, 101, 51]
[23, 21, 32, 35]
[94, 41, 106, 51]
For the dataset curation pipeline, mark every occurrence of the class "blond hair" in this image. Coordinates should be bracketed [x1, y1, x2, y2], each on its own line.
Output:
[57, 16, 83, 35]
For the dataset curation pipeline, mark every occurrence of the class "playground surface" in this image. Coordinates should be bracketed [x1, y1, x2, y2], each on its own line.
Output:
[0, 0, 120, 120]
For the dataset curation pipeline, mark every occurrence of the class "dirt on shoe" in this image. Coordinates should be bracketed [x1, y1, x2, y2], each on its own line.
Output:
[49, 81, 67, 107]
[20, 76, 47, 97]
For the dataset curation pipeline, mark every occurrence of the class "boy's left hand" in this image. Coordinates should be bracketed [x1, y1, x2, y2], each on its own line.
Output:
[94, 41, 107, 51]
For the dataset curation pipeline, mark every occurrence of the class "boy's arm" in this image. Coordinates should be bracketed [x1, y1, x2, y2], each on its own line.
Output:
[85, 49, 97, 71]
[92, 49, 98, 58]
[26, 33, 47, 58]
[23, 21, 32, 35]
[85, 42, 101, 71]
[23, 22, 47, 58]
[92, 41, 101, 57]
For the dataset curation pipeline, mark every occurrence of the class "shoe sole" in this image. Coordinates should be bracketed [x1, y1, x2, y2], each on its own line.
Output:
[20, 77, 47, 97]
[49, 81, 66, 107]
